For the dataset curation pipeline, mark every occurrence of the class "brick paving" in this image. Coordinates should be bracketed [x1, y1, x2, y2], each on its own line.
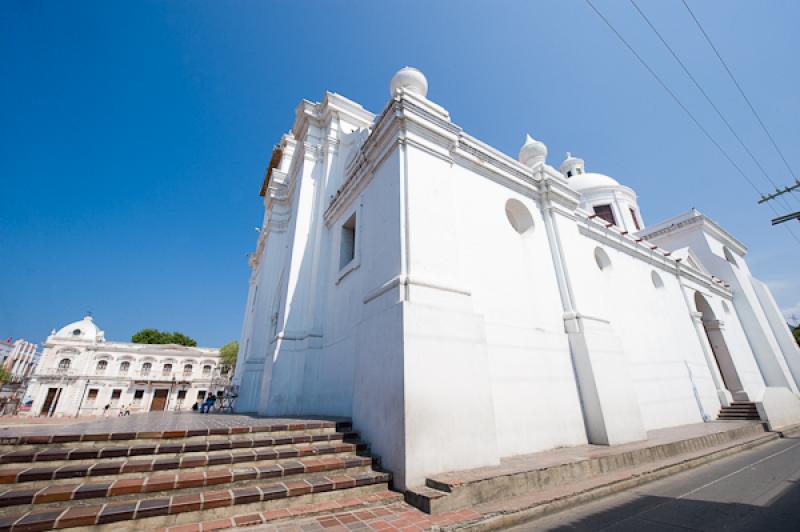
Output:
[150, 491, 483, 532]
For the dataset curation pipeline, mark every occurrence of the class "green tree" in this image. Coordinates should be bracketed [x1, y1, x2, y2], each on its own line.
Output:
[220, 341, 239, 368]
[0, 368, 10, 385]
[793, 325, 800, 347]
[131, 329, 197, 347]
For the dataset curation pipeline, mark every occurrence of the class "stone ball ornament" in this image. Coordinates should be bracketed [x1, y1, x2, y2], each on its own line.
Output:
[390, 67, 429, 98]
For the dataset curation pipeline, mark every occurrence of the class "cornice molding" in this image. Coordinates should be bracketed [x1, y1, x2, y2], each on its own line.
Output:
[577, 218, 731, 298]
[639, 211, 747, 256]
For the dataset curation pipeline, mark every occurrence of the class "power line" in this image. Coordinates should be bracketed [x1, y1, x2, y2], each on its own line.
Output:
[584, 0, 761, 195]
[630, 0, 798, 212]
[681, 0, 800, 202]
[583, 0, 800, 246]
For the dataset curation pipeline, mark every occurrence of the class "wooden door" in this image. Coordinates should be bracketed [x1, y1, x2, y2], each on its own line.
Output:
[40, 388, 59, 416]
[150, 389, 168, 411]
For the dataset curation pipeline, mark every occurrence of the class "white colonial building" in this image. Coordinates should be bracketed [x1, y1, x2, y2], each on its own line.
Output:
[27, 316, 225, 417]
[234, 68, 800, 490]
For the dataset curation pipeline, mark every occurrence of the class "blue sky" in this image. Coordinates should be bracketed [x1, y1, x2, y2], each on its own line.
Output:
[2, 0, 799, 347]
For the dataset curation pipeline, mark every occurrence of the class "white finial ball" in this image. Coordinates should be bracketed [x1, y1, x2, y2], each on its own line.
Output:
[519, 134, 548, 167]
[390, 67, 428, 97]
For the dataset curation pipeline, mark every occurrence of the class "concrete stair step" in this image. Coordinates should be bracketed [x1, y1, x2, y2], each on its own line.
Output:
[0, 431, 360, 465]
[0, 420, 353, 452]
[0, 444, 369, 487]
[406, 421, 770, 514]
[0, 471, 391, 531]
[0, 455, 374, 512]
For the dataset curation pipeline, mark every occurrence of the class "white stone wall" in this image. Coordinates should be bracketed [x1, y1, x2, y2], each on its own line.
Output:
[236, 71, 800, 490]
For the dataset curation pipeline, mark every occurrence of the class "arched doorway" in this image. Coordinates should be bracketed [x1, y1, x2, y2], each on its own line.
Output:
[694, 292, 745, 398]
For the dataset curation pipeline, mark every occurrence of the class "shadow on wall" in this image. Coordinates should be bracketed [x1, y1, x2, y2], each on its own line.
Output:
[536, 448, 800, 531]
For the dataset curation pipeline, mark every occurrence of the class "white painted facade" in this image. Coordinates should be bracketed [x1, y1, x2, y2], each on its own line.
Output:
[26, 316, 225, 417]
[235, 68, 800, 490]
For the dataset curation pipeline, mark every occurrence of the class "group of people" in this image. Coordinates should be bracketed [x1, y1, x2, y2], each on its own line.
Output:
[102, 403, 130, 416]
[98, 393, 224, 416]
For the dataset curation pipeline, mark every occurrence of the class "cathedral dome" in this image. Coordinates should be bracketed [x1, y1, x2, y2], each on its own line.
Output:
[567, 172, 621, 192]
[390, 67, 428, 98]
[518, 134, 548, 167]
[53, 315, 104, 341]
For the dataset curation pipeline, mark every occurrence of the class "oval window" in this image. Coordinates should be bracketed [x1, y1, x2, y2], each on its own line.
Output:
[505, 199, 535, 235]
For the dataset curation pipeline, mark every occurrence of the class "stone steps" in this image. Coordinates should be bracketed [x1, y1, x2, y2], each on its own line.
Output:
[718, 402, 760, 421]
[0, 421, 346, 450]
[0, 455, 374, 502]
[0, 432, 357, 464]
[0, 473, 391, 531]
[0, 442, 367, 485]
[0, 418, 391, 531]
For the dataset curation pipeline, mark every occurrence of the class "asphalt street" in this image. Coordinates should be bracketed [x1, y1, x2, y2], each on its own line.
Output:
[506, 434, 800, 531]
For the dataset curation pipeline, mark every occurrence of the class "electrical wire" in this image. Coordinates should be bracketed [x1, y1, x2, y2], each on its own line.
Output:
[681, 0, 800, 203]
[584, 0, 800, 245]
[630, 0, 798, 211]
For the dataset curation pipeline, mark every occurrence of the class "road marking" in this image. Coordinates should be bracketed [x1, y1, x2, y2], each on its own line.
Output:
[590, 440, 800, 532]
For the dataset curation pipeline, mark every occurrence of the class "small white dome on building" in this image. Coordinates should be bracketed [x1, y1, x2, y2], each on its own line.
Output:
[568, 172, 621, 192]
[54, 315, 105, 341]
[559, 152, 586, 178]
[560, 156, 644, 232]
[518, 134, 548, 167]
[390, 67, 428, 98]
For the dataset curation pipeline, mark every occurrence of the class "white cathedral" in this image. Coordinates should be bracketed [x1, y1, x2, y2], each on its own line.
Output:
[234, 68, 800, 490]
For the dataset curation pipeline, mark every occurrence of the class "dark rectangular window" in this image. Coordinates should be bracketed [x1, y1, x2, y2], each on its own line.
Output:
[593, 204, 616, 226]
[339, 213, 356, 269]
[134, 390, 144, 399]
[87, 389, 98, 400]
[111, 389, 121, 400]
[629, 208, 641, 230]
[177, 390, 187, 400]
[197, 390, 207, 400]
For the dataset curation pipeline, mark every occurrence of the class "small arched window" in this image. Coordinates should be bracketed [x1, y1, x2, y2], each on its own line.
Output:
[594, 247, 612, 271]
[119, 361, 130, 375]
[141, 362, 152, 376]
[183, 364, 193, 377]
[57, 359, 71, 373]
[162, 363, 172, 376]
[96, 360, 108, 374]
[651, 271, 664, 289]
[202, 365, 212, 377]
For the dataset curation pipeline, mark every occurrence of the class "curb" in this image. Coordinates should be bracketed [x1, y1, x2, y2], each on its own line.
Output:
[449, 431, 780, 531]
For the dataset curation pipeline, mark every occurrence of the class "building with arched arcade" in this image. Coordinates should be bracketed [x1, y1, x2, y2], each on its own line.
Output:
[26, 316, 225, 417]
[235, 67, 800, 490]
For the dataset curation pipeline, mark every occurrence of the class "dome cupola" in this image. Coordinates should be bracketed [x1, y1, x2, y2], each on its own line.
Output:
[53, 315, 105, 342]
[559, 152, 585, 178]
[560, 154, 645, 232]
[518, 134, 548, 167]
